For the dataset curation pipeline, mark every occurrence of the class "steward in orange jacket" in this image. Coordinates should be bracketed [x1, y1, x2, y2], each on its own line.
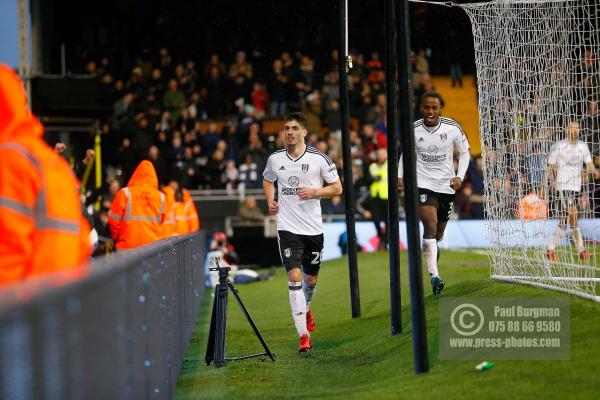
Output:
[108, 160, 165, 249]
[173, 190, 189, 235]
[0, 64, 90, 285]
[183, 188, 200, 232]
[161, 185, 176, 237]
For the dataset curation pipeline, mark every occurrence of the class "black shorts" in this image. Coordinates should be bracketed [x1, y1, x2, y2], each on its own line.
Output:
[418, 188, 456, 223]
[556, 190, 581, 215]
[277, 230, 324, 276]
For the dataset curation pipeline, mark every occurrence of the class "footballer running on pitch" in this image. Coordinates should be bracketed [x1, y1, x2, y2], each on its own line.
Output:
[398, 91, 470, 295]
[262, 112, 342, 353]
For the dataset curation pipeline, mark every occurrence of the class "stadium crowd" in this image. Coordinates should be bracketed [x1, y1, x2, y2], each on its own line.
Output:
[68, 45, 489, 229]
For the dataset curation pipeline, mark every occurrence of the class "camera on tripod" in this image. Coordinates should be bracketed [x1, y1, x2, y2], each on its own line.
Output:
[209, 257, 231, 283]
[205, 257, 275, 367]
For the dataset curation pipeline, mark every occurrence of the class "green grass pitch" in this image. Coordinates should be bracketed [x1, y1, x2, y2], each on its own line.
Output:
[175, 250, 600, 399]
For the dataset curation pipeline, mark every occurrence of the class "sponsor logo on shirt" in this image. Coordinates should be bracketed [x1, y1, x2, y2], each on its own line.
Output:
[279, 165, 286, 170]
[281, 187, 299, 196]
[288, 176, 300, 187]
[420, 153, 447, 162]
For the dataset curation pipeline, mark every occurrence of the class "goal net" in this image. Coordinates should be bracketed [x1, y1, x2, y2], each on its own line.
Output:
[459, 0, 600, 301]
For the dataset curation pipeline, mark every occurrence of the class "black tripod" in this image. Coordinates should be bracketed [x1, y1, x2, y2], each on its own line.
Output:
[205, 258, 276, 367]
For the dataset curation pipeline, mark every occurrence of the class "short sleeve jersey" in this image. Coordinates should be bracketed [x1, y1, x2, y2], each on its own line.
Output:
[263, 145, 339, 235]
[412, 117, 470, 194]
[547, 140, 592, 192]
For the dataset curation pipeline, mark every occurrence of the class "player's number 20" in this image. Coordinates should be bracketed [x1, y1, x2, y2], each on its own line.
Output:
[311, 251, 324, 265]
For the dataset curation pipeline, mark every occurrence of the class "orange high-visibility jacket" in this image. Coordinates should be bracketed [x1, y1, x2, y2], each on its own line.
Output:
[183, 189, 200, 232]
[516, 192, 548, 220]
[161, 185, 176, 237]
[173, 201, 189, 235]
[108, 161, 165, 249]
[0, 65, 91, 285]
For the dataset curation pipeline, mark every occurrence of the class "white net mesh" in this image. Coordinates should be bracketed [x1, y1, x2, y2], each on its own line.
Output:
[460, 0, 600, 301]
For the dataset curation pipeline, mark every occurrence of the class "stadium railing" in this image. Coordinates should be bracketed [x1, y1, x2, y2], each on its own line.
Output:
[0, 232, 206, 400]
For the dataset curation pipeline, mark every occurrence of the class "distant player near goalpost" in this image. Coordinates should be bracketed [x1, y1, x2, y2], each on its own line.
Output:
[262, 112, 342, 353]
[544, 121, 600, 261]
[398, 92, 470, 295]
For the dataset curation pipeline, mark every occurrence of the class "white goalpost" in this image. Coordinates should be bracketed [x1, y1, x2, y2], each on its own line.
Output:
[455, 0, 600, 301]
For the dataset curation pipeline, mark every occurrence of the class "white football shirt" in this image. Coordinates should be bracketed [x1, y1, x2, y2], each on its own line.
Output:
[263, 145, 339, 235]
[547, 140, 592, 192]
[409, 117, 470, 194]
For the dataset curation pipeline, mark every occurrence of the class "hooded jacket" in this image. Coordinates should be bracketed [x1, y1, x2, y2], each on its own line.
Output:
[108, 160, 165, 249]
[0, 64, 91, 285]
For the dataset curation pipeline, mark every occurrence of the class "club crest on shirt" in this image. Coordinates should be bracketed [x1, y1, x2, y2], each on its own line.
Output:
[288, 176, 300, 187]
[420, 194, 427, 203]
[284, 248, 292, 258]
[302, 163, 309, 173]
[440, 133, 447, 141]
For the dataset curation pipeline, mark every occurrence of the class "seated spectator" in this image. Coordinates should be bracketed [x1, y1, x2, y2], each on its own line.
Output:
[238, 197, 265, 223]
[238, 153, 261, 189]
[251, 82, 269, 115]
[322, 195, 345, 215]
[229, 51, 253, 80]
[163, 79, 185, 122]
[225, 160, 239, 192]
[269, 59, 289, 117]
[205, 148, 227, 189]
[239, 123, 269, 170]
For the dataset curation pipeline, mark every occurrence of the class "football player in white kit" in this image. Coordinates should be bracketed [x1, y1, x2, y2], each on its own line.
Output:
[545, 121, 600, 261]
[398, 92, 470, 295]
[262, 112, 342, 353]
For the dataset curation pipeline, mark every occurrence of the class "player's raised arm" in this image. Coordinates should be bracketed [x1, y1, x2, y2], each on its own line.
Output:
[451, 125, 470, 191]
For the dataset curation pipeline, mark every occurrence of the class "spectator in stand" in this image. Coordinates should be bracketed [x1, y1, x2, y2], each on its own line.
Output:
[322, 195, 345, 216]
[239, 122, 269, 170]
[238, 196, 265, 223]
[251, 82, 269, 115]
[368, 148, 389, 250]
[127, 67, 145, 98]
[204, 53, 227, 78]
[112, 92, 135, 130]
[115, 137, 137, 179]
[148, 145, 168, 186]
[361, 123, 387, 167]
[239, 153, 262, 189]
[296, 55, 315, 101]
[269, 58, 290, 117]
[158, 47, 172, 75]
[200, 122, 221, 157]
[148, 68, 166, 100]
[230, 73, 252, 107]
[581, 98, 600, 166]
[205, 148, 227, 189]
[229, 51, 253, 80]
[303, 91, 322, 135]
[225, 160, 239, 192]
[163, 79, 185, 123]
[206, 65, 227, 117]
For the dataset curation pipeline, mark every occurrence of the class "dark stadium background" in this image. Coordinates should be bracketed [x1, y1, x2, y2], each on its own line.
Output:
[36, 0, 475, 76]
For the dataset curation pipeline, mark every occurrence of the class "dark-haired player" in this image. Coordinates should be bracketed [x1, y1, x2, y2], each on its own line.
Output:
[263, 112, 342, 352]
[398, 92, 470, 295]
